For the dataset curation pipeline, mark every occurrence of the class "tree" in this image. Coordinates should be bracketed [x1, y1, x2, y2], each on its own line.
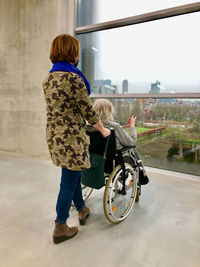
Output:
[130, 100, 142, 121]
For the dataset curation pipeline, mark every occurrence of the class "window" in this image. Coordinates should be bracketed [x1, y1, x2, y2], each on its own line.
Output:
[75, 1, 200, 176]
[77, 12, 200, 94]
[77, 0, 200, 26]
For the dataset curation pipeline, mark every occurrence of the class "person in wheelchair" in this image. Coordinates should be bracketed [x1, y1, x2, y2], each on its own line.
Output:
[92, 98, 149, 185]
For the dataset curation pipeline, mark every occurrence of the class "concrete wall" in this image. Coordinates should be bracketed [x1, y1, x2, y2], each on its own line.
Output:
[0, 0, 73, 157]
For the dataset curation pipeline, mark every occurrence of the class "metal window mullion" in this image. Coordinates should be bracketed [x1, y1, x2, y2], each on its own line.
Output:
[75, 2, 200, 35]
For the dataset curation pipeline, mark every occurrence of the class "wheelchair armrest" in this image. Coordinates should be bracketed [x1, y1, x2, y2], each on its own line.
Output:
[117, 146, 136, 154]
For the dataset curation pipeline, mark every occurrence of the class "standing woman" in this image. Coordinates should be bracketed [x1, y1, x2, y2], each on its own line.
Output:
[42, 34, 110, 244]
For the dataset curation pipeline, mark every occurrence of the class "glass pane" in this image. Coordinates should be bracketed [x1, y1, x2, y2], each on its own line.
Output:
[91, 97, 200, 176]
[76, 0, 199, 26]
[77, 12, 200, 94]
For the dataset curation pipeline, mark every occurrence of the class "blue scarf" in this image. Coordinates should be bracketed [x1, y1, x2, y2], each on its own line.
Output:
[49, 61, 91, 95]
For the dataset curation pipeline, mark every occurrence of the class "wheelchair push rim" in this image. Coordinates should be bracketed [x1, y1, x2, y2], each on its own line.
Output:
[103, 163, 137, 224]
[82, 184, 93, 201]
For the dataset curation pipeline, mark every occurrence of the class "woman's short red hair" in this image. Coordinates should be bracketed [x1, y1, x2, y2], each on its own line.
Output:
[50, 34, 80, 64]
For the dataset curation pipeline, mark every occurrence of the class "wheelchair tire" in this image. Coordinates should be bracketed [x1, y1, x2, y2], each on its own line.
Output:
[103, 163, 137, 224]
[72, 184, 93, 207]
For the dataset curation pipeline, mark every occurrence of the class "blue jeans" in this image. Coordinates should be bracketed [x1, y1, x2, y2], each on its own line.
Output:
[56, 168, 85, 224]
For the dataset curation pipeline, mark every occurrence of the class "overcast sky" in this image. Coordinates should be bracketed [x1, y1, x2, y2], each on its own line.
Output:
[88, 0, 200, 93]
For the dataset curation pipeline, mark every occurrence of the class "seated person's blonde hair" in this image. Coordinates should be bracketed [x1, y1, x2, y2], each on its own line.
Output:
[93, 99, 114, 124]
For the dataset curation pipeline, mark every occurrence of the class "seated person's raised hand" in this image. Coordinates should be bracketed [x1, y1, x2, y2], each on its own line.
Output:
[127, 116, 136, 128]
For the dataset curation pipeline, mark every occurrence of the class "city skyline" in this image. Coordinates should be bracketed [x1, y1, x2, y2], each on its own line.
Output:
[90, 12, 200, 93]
[92, 78, 200, 94]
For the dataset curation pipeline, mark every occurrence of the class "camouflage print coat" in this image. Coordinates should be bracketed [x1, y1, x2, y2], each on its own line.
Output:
[42, 72, 99, 170]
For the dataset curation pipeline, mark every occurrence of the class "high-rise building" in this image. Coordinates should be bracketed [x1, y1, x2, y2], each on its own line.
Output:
[93, 79, 118, 94]
[122, 79, 128, 94]
[77, 0, 97, 87]
[149, 80, 160, 94]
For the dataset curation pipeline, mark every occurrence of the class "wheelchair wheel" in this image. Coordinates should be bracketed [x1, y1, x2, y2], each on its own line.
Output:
[72, 184, 93, 207]
[82, 184, 93, 202]
[103, 163, 137, 224]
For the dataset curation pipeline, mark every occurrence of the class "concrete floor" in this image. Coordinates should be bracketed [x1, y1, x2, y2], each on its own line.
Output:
[0, 151, 200, 267]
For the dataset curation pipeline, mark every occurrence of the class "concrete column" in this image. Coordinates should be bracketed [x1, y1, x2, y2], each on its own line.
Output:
[57, 0, 75, 35]
[0, 0, 75, 157]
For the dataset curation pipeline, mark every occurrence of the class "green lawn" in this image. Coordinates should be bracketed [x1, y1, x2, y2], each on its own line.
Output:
[136, 127, 149, 133]
[125, 127, 148, 134]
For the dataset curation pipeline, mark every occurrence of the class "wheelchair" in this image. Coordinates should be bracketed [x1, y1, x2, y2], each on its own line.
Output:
[81, 127, 141, 224]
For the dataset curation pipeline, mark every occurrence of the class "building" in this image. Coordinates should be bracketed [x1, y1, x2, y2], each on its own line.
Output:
[122, 79, 128, 94]
[149, 80, 161, 94]
[93, 79, 118, 94]
[0, 1, 200, 266]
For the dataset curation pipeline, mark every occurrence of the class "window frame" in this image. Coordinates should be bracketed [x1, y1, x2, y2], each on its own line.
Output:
[75, 2, 200, 34]
[74, 1, 200, 99]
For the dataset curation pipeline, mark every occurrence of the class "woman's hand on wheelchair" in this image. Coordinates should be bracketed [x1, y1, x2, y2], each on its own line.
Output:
[101, 127, 111, 138]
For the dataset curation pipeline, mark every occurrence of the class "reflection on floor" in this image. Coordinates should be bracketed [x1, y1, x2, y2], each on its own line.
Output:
[0, 151, 200, 267]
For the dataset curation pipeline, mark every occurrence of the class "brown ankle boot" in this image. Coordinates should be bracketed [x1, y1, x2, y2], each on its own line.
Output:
[78, 206, 90, 225]
[53, 221, 78, 244]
